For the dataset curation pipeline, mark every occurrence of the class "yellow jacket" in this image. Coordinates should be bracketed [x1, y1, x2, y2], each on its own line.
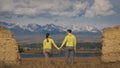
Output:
[60, 33, 76, 51]
[43, 38, 58, 49]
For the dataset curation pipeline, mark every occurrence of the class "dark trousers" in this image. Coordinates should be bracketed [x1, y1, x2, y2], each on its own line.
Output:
[65, 46, 74, 64]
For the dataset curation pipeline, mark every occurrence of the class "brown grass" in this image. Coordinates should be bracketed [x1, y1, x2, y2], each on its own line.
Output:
[0, 57, 120, 68]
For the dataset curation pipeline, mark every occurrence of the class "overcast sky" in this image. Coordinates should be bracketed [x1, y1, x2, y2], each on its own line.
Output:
[0, 0, 120, 29]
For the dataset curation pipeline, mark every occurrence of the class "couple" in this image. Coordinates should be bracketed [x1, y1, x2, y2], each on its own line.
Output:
[43, 29, 76, 64]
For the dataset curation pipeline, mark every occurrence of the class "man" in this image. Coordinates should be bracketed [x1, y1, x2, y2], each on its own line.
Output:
[59, 29, 76, 64]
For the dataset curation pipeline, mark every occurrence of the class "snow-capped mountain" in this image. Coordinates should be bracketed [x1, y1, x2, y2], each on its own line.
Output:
[42, 24, 63, 32]
[25, 24, 42, 32]
[65, 25, 100, 33]
[0, 21, 101, 35]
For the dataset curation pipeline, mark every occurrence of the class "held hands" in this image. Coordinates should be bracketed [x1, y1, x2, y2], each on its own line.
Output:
[56, 47, 61, 50]
[56, 46, 61, 50]
[56, 45, 63, 52]
[57, 47, 62, 52]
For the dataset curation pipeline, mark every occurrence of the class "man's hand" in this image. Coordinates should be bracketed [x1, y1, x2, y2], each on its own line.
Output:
[57, 48, 60, 50]
[74, 50, 76, 54]
[74, 48, 76, 54]
[58, 48, 61, 51]
[58, 48, 62, 52]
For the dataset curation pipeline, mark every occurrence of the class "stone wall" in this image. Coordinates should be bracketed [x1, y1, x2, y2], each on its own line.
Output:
[101, 25, 120, 62]
[0, 26, 20, 64]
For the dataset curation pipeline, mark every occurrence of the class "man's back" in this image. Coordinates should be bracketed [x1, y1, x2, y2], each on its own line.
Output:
[66, 33, 76, 47]
[60, 33, 76, 48]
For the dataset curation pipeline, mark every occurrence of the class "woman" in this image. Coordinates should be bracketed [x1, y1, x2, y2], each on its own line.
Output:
[43, 33, 59, 63]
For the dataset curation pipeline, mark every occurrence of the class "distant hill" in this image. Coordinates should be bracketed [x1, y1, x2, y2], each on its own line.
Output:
[0, 21, 101, 36]
[0, 21, 101, 43]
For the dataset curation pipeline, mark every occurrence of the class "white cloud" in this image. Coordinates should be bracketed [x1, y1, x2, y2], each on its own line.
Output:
[50, 1, 88, 17]
[0, 0, 14, 12]
[85, 0, 115, 17]
[0, 0, 116, 18]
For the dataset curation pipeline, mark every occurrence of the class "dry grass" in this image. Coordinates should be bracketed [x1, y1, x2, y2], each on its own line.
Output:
[102, 25, 120, 62]
[0, 57, 120, 68]
[0, 26, 20, 64]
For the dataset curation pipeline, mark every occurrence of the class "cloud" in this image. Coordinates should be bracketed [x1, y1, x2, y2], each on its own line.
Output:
[49, 1, 88, 17]
[0, 0, 116, 18]
[85, 0, 115, 17]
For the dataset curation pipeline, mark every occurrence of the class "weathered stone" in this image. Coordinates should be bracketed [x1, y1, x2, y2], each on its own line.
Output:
[101, 25, 120, 62]
[0, 26, 20, 64]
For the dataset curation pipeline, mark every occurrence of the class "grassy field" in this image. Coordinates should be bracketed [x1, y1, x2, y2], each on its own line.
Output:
[0, 57, 120, 68]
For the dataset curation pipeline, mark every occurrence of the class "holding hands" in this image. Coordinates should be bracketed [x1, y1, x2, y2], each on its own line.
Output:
[55, 45, 62, 52]
[58, 46, 61, 50]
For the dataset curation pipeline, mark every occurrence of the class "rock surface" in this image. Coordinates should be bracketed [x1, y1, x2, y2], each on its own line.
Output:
[101, 25, 120, 62]
[0, 26, 20, 64]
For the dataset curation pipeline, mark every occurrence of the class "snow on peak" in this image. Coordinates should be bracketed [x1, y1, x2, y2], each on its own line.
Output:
[85, 25, 99, 33]
[65, 25, 81, 32]
[65, 25, 99, 33]
[0, 21, 100, 33]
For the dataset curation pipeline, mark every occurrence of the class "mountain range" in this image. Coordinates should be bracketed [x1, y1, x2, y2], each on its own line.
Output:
[0, 21, 101, 36]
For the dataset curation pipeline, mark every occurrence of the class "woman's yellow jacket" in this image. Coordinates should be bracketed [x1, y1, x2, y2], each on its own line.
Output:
[43, 38, 58, 49]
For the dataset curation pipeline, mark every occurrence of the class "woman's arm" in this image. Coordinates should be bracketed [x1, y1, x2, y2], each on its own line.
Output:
[51, 39, 59, 49]
[43, 40, 46, 49]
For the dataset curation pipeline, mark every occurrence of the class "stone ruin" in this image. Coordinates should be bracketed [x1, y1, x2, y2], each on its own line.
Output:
[101, 25, 120, 62]
[0, 26, 20, 64]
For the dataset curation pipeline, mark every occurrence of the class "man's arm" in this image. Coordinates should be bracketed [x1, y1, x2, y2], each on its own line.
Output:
[43, 40, 46, 49]
[74, 36, 77, 52]
[60, 36, 67, 49]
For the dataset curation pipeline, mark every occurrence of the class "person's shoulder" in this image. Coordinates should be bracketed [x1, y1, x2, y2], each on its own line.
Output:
[72, 34, 76, 38]
[72, 34, 75, 37]
[49, 38, 54, 41]
[43, 39, 46, 42]
[65, 35, 69, 38]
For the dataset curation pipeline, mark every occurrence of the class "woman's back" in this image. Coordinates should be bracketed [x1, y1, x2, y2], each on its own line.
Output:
[43, 38, 53, 49]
